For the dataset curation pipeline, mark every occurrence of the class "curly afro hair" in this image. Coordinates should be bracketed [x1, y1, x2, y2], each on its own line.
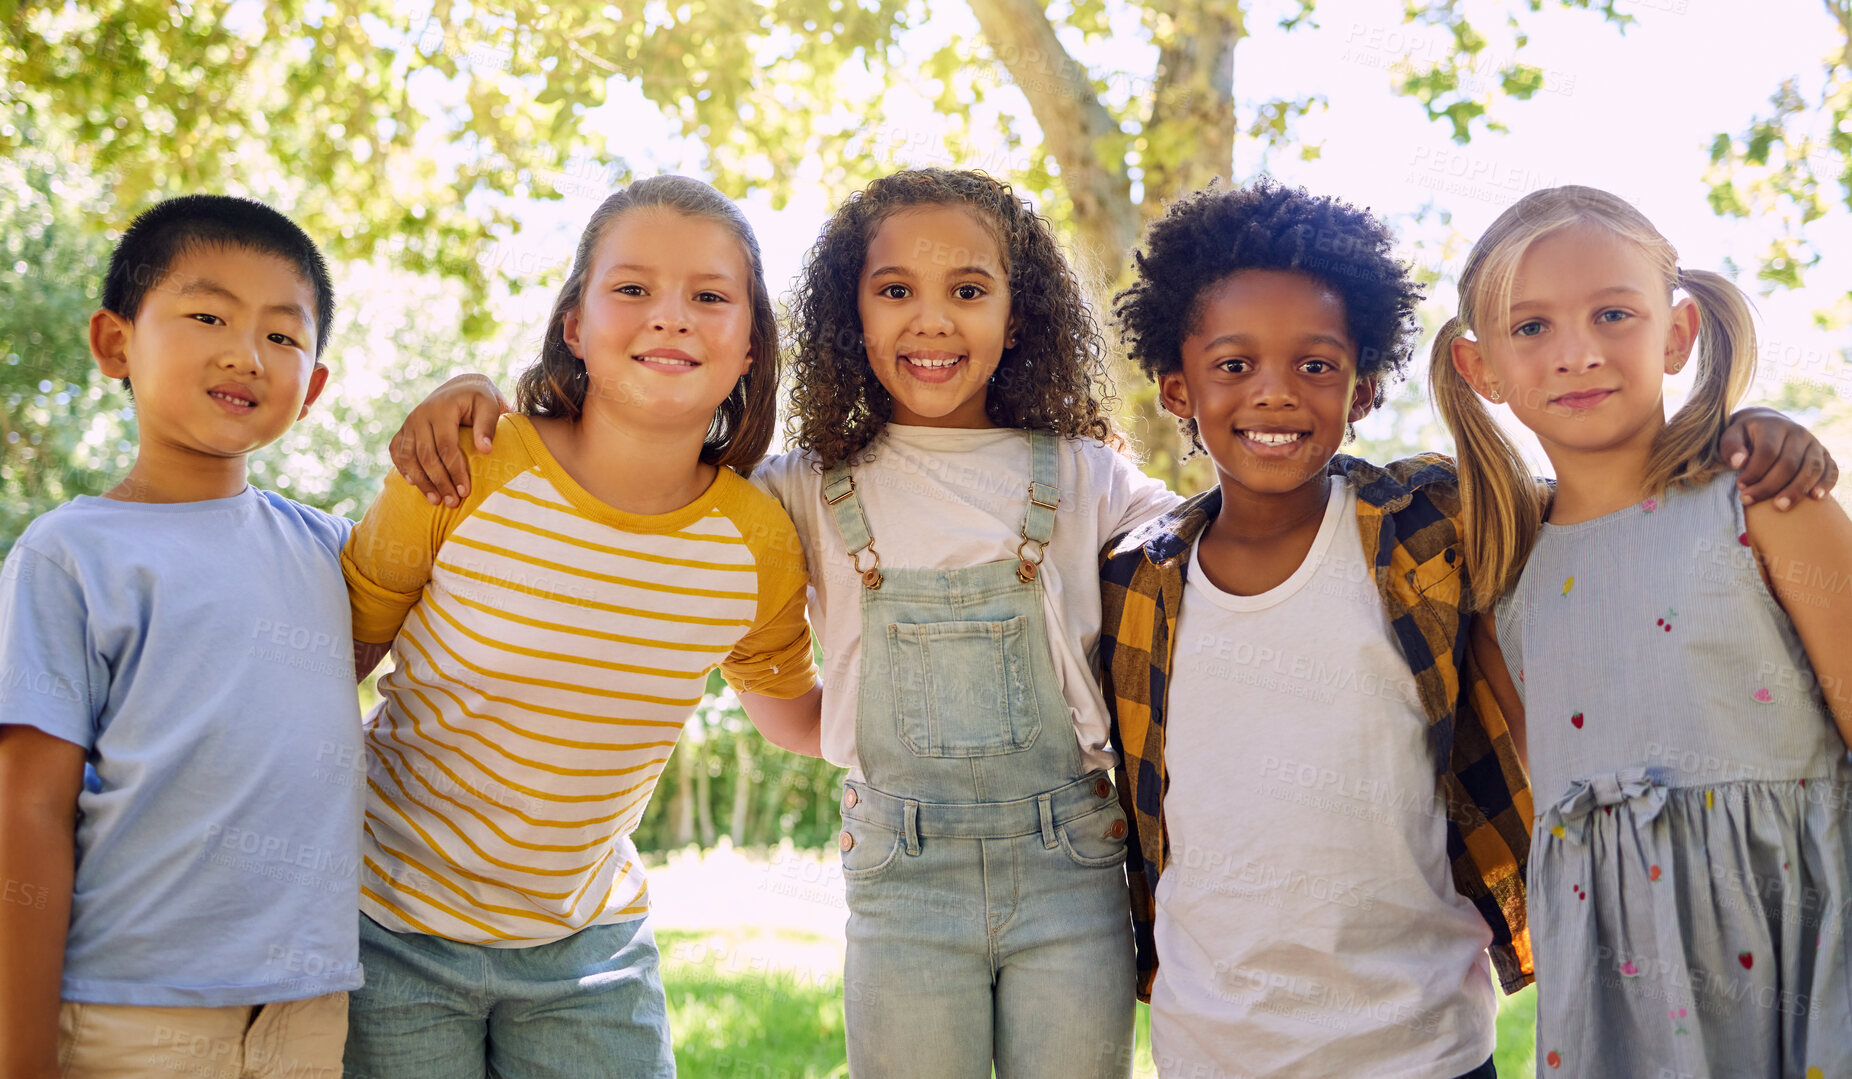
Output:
[785, 168, 1117, 468]
[1113, 177, 1423, 450]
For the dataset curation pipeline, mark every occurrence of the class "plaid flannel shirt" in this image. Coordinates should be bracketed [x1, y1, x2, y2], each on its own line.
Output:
[1097, 453, 1535, 1002]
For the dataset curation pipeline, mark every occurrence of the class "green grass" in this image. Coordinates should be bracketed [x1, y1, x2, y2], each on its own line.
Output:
[659, 928, 1537, 1077]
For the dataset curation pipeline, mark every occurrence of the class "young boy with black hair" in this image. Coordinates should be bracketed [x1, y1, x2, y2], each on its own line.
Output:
[1097, 179, 1834, 1078]
[0, 195, 360, 1077]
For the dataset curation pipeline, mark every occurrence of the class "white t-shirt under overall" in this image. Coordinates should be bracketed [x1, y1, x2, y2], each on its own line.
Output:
[1150, 481, 1497, 1079]
[754, 425, 1178, 775]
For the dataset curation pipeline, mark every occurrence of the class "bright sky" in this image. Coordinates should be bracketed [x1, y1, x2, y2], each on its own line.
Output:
[414, 0, 1851, 459]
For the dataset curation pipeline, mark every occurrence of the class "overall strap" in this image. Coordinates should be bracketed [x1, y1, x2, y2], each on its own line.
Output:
[1015, 430, 1061, 582]
[822, 460, 884, 589]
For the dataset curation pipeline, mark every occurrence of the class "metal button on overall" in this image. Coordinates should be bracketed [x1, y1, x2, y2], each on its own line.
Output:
[1092, 777, 1111, 799]
[1106, 819, 1127, 840]
[840, 831, 855, 853]
[844, 787, 859, 809]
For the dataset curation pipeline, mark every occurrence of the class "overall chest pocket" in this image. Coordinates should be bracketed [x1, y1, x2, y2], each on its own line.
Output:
[883, 615, 1042, 757]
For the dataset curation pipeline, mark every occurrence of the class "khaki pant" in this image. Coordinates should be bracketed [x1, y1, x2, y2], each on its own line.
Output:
[57, 992, 347, 1078]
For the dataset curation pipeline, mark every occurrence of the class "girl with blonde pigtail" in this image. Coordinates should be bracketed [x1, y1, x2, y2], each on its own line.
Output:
[1434, 184, 1852, 1078]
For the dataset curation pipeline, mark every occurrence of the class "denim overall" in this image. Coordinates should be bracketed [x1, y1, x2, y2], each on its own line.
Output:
[825, 431, 1136, 1078]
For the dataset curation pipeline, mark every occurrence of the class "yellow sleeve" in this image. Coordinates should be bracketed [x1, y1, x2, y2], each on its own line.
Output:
[341, 420, 526, 645]
[720, 487, 818, 699]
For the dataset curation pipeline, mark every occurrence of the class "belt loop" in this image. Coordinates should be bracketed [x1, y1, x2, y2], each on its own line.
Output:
[903, 801, 921, 856]
[1037, 793, 1057, 848]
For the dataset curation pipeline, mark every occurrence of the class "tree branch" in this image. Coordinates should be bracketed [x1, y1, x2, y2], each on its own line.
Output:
[1140, 0, 1240, 221]
[964, 0, 1139, 274]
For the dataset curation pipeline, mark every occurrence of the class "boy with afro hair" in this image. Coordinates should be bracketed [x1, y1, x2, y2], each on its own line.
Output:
[1098, 179, 1832, 1078]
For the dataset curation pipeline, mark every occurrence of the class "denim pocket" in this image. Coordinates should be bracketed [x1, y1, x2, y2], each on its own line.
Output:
[1056, 801, 1130, 869]
[884, 615, 1042, 758]
[838, 816, 904, 882]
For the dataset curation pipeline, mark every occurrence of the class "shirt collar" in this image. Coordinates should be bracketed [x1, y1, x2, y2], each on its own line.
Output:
[1119, 453, 1459, 567]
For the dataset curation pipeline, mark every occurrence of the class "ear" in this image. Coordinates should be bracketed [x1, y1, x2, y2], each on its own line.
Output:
[297, 363, 331, 419]
[90, 308, 132, 380]
[1450, 334, 1500, 402]
[1348, 375, 1378, 424]
[1158, 371, 1194, 419]
[562, 307, 584, 359]
[1664, 296, 1700, 375]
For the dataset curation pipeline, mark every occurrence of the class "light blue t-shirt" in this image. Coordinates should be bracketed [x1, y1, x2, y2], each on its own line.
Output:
[0, 487, 365, 1006]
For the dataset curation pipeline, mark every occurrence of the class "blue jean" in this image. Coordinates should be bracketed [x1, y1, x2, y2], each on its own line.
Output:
[840, 775, 1138, 1078]
[343, 914, 673, 1079]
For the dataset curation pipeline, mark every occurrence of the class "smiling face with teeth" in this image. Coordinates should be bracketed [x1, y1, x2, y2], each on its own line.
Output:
[562, 207, 756, 430]
[90, 245, 327, 493]
[1160, 270, 1375, 502]
[856, 205, 1015, 428]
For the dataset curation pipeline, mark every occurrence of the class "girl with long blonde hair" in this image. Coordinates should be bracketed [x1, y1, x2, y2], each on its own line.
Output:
[1434, 185, 1852, 1078]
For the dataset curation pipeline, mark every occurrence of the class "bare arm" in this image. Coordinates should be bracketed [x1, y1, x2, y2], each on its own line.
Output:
[390, 374, 511, 506]
[1722, 406, 1840, 509]
[354, 640, 392, 683]
[739, 684, 824, 758]
[0, 726, 85, 1079]
[1470, 612, 1527, 772]
[1746, 494, 1852, 750]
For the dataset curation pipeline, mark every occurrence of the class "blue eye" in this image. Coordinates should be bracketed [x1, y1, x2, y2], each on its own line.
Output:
[1597, 309, 1629, 323]
[1513, 320, 1544, 338]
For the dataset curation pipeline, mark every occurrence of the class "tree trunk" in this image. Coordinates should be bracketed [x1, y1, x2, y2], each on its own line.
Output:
[965, 0, 1140, 275]
[1139, 0, 1241, 220]
[694, 734, 716, 848]
[755, 754, 794, 845]
[964, 0, 1243, 495]
[729, 736, 753, 845]
[670, 728, 696, 846]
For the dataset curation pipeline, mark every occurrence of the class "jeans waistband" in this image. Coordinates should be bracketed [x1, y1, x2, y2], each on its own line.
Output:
[841, 771, 1117, 842]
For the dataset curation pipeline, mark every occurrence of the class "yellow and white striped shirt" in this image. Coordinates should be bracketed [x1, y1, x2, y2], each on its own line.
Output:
[342, 415, 814, 945]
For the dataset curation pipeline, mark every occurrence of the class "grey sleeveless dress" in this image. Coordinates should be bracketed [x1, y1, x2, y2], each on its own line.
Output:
[1496, 471, 1852, 1079]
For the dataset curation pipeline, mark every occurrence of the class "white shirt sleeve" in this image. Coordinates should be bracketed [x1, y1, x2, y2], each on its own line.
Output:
[1097, 443, 1185, 540]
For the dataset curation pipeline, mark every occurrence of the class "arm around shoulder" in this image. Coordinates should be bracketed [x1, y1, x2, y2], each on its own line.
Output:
[723, 494, 824, 754]
[344, 440, 505, 647]
[1470, 611, 1527, 772]
[1745, 493, 1852, 748]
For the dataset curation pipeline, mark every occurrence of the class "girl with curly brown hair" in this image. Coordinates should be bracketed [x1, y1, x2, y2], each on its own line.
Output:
[389, 168, 1176, 1075]
[747, 168, 1176, 1077]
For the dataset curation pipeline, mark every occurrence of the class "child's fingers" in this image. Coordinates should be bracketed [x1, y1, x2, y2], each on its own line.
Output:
[1757, 444, 1831, 511]
[436, 422, 472, 502]
[413, 425, 463, 508]
[472, 404, 501, 456]
[1733, 422, 1793, 505]
[1817, 449, 1839, 501]
[389, 427, 442, 506]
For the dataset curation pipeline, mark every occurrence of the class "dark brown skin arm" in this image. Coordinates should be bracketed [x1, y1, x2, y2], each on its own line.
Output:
[1722, 406, 1839, 509]
[354, 640, 392, 683]
[1470, 613, 1527, 772]
[389, 374, 511, 507]
[0, 726, 85, 1079]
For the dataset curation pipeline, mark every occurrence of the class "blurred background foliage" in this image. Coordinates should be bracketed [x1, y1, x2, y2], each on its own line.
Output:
[4, 0, 1850, 859]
